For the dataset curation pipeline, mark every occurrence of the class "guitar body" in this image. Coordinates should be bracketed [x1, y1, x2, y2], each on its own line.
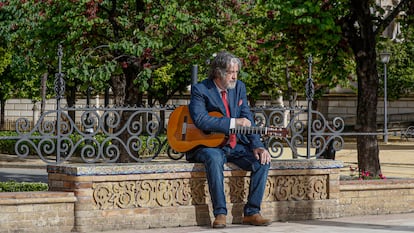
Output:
[167, 105, 226, 152]
[167, 105, 288, 153]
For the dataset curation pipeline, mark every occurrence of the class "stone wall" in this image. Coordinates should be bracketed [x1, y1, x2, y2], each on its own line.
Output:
[318, 95, 414, 126]
[0, 191, 76, 233]
[340, 179, 414, 216]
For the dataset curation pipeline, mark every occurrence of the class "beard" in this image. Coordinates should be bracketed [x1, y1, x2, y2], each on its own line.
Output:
[221, 77, 236, 89]
[227, 81, 236, 89]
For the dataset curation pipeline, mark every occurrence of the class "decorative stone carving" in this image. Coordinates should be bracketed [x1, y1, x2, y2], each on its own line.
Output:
[266, 175, 328, 201]
[189, 179, 209, 205]
[93, 175, 327, 210]
[226, 177, 248, 203]
[93, 179, 204, 209]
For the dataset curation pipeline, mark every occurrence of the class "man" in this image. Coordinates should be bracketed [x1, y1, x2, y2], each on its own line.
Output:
[187, 51, 272, 228]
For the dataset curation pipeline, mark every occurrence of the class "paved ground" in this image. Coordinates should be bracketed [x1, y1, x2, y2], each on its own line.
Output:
[88, 213, 414, 233]
[0, 167, 48, 183]
[336, 140, 414, 179]
[1, 139, 414, 232]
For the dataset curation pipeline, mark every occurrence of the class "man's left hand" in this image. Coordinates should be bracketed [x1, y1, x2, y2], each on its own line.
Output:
[253, 147, 271, 165]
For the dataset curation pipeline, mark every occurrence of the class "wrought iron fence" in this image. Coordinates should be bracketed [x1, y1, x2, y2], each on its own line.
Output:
[3, 46, 408, 164]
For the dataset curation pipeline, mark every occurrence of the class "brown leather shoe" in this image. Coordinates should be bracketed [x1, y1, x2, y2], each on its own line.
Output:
[212, 214, 226, 228]
[242, 213, 271, 226]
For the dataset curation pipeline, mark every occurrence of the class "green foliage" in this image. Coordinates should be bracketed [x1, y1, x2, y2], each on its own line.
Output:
[0, 181, 48, 192]
[1, 0, 250, 105]
[0, 131, 17, 154]
[257, 0, 355, 99]
[152, 64, 173, 91]
[0, 0, 356, 106]
[0, 0, 413, 107]
[379, 28, 414, 100]
[0, 46, 11, 75]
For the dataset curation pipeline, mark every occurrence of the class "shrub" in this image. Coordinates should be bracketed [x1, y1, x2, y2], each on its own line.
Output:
[0, 131, 18, 154]
[0, 181, 48, 192]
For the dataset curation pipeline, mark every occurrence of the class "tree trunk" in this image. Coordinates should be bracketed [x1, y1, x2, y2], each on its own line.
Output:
[111, 70, 145, 163]
[111, 74, 126, 106]
[40, 73, 47, 115]
[354, 54, 382, 177]
[66, 85, 77, 123]
[110, 74, 129, 162]
[346, 0, 382, 177]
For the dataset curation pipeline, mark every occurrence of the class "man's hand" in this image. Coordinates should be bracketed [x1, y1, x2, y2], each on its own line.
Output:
[253, 147, 271, 165]
[235, 118, 251, 127]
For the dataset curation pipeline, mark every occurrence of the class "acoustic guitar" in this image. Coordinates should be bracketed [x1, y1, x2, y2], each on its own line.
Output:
[167, 105, 288, 153]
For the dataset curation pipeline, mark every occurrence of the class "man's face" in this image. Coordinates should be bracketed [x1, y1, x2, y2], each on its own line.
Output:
[217, 63, 239, 90]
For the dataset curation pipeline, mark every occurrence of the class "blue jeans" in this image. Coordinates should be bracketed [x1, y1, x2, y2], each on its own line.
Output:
[188, 144, 270, 217]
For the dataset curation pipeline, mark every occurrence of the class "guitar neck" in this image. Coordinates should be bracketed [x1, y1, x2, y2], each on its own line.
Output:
[230, 126, 287, 136]
[230, 126, 269, 135]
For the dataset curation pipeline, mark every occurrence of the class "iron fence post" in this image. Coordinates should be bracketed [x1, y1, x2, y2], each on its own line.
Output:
[306, 55, 314, 159]
[54, 44, 65, 163]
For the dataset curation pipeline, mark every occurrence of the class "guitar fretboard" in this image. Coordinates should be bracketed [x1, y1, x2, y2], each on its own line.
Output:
[230, 126, 286, 136]
[229, 126, 265, 135]
[231, 126, 266, 135]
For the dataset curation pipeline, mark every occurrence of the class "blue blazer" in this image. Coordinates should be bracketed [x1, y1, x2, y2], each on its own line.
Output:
[188, 79, 264, 151]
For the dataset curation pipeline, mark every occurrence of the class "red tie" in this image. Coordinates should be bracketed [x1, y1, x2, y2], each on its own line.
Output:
[221, 91, 236, 148]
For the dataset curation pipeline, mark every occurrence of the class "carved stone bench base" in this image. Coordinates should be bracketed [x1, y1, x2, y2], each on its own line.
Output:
[47, 160, 342, 232]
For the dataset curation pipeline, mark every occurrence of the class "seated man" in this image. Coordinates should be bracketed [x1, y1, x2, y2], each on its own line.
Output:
[187, 51, 272, 228]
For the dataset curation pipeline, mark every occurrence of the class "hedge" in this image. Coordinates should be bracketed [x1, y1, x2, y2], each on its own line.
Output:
[0, 181, 48, 192]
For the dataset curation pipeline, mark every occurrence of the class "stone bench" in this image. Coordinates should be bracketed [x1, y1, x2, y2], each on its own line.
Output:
[47, 160, 343, 232]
